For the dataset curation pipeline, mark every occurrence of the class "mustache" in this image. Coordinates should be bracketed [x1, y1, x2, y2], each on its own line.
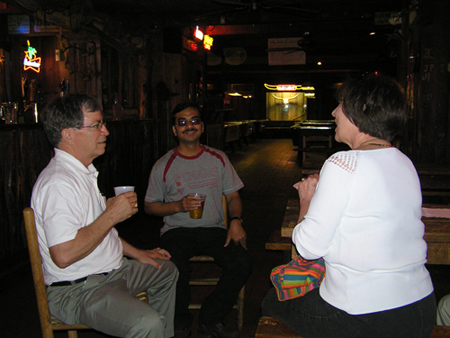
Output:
[183, 128, 198, 133]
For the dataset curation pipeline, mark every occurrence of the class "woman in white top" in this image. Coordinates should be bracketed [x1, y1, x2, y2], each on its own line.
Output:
[262, 73, 436, 338]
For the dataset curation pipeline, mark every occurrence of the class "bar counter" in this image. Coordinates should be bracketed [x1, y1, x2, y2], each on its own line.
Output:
[0, 120, 157, 276]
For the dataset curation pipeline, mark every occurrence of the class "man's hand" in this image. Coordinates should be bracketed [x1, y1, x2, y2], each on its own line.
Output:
[225, 220, 247, 249]
[178, 195, 202, 213]
[133, 247, 171, 270]
[105, 191, 138, 223]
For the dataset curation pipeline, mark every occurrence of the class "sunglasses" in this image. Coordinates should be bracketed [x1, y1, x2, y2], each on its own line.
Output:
[175, 118, 201, 127]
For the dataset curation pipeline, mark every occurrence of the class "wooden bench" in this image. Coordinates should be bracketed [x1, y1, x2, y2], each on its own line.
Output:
[255, 316, 450, 337]
[267, 199, 450, 264]
[416, 164, 450, 200]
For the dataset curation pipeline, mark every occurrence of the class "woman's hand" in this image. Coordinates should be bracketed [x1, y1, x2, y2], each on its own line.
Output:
[294, 173, 319, 202]
[294, 173, 319, 222]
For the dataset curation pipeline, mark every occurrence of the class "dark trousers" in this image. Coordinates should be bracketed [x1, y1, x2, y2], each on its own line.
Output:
[161, 227, 252, 329]
[262, 288, 436, 338]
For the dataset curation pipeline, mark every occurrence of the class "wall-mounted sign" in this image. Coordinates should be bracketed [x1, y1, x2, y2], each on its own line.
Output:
[23, 40, 41, 73]
[207, 53, 222, 66]
[7, 14, 30, 34]
[224, 47, 247, 66]
[268, 38, 306, 66]
[33, 15, 61, 33]
[183, 36, 198, 52]
[203, 35, 213, 51]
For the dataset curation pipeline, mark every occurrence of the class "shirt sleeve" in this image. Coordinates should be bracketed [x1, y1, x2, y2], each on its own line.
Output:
[221, 153, 244, 195]
[39, 181, 86, 248]
[292, 151, 357, 259]
[145, 159, 167, 203]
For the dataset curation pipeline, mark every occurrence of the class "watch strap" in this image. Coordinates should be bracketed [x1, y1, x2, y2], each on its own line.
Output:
[229, 217, 243, 223]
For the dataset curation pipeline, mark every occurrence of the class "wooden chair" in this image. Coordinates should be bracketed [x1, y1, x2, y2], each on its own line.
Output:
[188, 195, 245, 331]
[23, 207, 148, 338]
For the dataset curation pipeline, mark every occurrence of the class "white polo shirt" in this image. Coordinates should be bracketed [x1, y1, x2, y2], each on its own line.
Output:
[31, 149, 123, 285]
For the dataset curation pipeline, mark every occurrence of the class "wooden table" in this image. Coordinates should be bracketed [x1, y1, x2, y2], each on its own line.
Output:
[266, 200, 450, 265]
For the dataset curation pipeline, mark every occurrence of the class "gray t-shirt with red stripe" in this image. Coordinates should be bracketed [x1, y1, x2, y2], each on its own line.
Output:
[145, 145, 244, 234]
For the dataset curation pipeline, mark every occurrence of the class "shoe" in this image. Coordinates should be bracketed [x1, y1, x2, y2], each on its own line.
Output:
[173, 327, 191, 338]
[198, 322, 240, 338]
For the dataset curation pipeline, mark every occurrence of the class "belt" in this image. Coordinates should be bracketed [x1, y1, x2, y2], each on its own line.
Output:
[49, 272, 109, 287]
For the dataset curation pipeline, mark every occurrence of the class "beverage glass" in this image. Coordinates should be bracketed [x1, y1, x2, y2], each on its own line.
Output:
[114, 186, 135, 196]
[188, 193, 207, 219]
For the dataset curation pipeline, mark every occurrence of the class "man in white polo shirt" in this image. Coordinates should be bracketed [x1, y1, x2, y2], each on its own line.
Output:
[31, 94, 178, 338]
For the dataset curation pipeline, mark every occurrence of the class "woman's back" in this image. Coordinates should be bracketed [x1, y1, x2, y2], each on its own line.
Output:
[292, 148, 433, 314]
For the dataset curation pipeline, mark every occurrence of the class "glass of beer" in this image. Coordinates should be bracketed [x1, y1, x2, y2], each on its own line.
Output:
[188, 193, 207, 219]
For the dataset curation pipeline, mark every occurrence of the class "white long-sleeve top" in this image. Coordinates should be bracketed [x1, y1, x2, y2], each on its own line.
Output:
[292, 148, 434, 315]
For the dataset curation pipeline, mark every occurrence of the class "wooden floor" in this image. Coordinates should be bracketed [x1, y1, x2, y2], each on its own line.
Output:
[2, 138, 450, 337]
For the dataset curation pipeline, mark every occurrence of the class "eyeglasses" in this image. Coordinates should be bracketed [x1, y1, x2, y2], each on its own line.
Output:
[175, 118, 201, 127]
[79, 121, 107, 130]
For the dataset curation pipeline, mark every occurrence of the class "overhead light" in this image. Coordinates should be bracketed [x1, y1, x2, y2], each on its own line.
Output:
[301, 81, 315, 91]
[228, 92, 242, 97]
[301, 86, 315, 91]
[317, 61, 322, 66]
[264, 83, 302, 91]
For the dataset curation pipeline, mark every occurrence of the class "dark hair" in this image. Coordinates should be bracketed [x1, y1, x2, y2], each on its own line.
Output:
[336, 73, 407, 142]
[171, 102, 201, 125]
[42, 94, 102, 147]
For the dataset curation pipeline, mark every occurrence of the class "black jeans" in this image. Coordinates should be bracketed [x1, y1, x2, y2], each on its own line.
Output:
[161, 227, 252, 329]
[262, 288, 436, 338]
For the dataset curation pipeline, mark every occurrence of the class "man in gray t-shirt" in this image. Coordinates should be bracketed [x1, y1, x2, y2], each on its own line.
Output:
[144, 102, 252, 338]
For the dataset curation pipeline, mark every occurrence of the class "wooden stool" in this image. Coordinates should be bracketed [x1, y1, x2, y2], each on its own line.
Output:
[255, 317, 450, 338]
[430, 325, 450, 338]
[255, 317, 301, 338]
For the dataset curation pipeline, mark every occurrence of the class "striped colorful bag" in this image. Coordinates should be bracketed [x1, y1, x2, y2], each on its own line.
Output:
[270, 256, 326, 301]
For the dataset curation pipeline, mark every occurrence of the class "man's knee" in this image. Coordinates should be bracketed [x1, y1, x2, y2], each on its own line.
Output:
[127, 313, 166, 338]
[438, 294, 450, 325]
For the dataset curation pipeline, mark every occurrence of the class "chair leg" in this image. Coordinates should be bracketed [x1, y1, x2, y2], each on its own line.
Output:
[67, 330, 78, 338]
[237, 287, 245, 331]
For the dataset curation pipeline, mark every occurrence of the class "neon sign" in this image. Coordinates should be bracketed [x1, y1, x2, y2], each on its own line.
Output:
[264, 83, 302, 91]
[203, 35, 213, 51]
[194, 26, 203, 41]
[23, 40, 41, 73]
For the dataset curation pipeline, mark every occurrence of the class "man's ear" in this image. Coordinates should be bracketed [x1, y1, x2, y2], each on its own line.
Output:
[172, 125, 178, 137]
[61, 128, 74, 145]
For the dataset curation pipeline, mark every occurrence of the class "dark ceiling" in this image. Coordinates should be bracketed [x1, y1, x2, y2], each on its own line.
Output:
[90, 0, 406, 74]
[3, 0, 407, 80]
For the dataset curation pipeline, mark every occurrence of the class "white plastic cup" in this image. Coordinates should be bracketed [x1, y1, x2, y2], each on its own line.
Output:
[114, 186, 135, 196]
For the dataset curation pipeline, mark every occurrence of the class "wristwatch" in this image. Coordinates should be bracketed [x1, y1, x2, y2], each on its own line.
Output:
[229, 217, 243, 224]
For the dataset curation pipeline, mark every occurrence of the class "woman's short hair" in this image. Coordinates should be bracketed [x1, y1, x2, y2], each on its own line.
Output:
[171, 102, 201, 125]
[336, 73, 407, 142]
[42, 94, 102, 147]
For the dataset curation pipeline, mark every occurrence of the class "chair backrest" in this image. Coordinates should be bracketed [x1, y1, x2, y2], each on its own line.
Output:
[23, 207, 55, 337]
[222, 195, 228, 227]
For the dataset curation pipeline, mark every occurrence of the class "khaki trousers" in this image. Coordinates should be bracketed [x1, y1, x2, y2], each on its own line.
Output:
[47, 258, 178, 338]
